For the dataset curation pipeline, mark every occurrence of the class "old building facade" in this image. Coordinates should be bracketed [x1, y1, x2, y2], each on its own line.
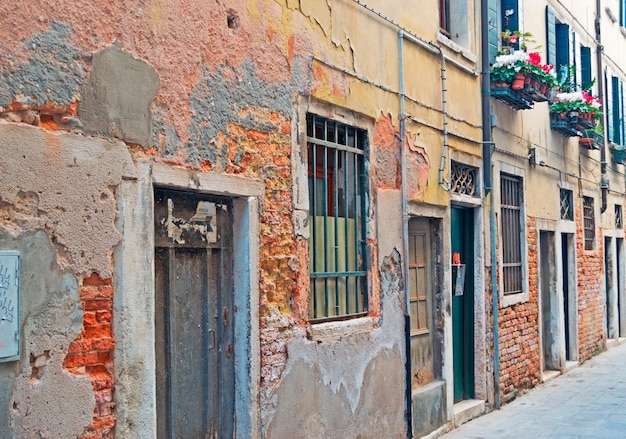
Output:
[0, 0, 624, 438]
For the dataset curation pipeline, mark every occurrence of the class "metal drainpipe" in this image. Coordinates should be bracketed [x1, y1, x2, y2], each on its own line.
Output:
[398, 31, 413, 439]
[399, 30, 450, 434]
[480, 0, 500, 409]
[596, 0, 608, 213]
[431, 43, 451, 192]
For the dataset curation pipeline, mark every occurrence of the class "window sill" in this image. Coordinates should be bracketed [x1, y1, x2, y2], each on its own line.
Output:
[436, 31, 477, 64]
[499, 290, 529, 308]
[307, 316, 376, 342]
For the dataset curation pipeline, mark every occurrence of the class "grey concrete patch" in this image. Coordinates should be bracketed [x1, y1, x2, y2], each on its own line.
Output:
[0, 123, 137, 277]
[412, 381, 447, 437]
[186, 58, 307, 166]
[79, 45, 160, 148]
[0, 231, 93, 439]
[0, 21, 87, 108]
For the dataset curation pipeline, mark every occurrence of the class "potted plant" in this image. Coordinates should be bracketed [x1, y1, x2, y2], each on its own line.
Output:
[580, 124, 604, 149]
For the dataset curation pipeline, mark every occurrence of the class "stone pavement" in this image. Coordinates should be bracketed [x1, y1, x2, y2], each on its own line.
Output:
[440, 342, 626, 439]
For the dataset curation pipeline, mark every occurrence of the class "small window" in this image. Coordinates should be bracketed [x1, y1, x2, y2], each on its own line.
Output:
[451, 161, 479, 197]
[616, 204, 623, 229]
[560, 189, 574, 221]
[501, 173, 523, 295]
[440, 0, 451, 36]
[583, 196, 595, 250]
[307, 113, 368, 321]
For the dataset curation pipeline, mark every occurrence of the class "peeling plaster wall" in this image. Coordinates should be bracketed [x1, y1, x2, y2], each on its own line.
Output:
[0, 123, 136, 437]
[264, 251, 406, 438]
[0, 0, 484, 436]
[0, 231, 93, 439]
[0, 123, 136, 278]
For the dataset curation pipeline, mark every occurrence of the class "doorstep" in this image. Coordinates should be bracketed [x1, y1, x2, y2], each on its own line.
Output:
[607, 338, 620, 349]
[564, 360, 579, 373]
[541, 369, 561, 383]
[452, 399, 485, 428]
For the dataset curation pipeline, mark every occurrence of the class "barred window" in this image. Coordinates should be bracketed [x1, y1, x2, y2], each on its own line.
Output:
[307, 113, 368, 321]
[616, 204, 623, 229]
[583, 197, 595, 250]
[560, 189, 573, 221]
[501, 174, 523, 295]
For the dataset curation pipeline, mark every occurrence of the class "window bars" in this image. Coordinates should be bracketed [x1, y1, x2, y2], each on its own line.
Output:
[307, 113, 368, 321]
[560, 189, 574, 221]
[583, 197, 595, 250]
[500, 174, 523, 295]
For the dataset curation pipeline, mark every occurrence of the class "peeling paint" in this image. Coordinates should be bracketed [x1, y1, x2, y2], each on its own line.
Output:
[162, 198, 218, 244]
[186, 58, 306, 166]
[263, 249, 405, 437]
[0, 21, 87, 109]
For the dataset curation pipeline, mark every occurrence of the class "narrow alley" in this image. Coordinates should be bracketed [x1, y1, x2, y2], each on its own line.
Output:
[441, 342, 626, 439]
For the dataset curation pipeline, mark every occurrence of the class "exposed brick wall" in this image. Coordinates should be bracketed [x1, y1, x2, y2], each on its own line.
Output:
[498, 217, 540, 402]
[63, 274, 115, 439]
[575, 200, 605, 361]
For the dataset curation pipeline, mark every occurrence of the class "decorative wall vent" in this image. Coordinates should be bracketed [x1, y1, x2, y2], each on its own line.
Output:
[451, 161, 478, 197]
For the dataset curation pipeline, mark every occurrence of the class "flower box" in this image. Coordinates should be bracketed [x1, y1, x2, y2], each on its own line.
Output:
[611, 147, 626, 164]
[550, 112, 582, 137]
[491, 84, 533, 110]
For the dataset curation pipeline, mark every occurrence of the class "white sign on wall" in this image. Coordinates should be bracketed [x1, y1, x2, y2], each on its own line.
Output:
[0, 251, 19, 362]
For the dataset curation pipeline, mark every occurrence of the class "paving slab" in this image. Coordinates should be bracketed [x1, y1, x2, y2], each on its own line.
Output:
[440, 342, 626, 439]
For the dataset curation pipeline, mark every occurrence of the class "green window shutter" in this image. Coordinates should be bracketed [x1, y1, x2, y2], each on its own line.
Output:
[546, 5, 556, 66]
[612, 76, 621, 144]
[488, 0, 499, 64]
[606, 70, 614, 143]
[618, 79, 626, 145]
[580, 46, 592, 90]
[555, 24, 570, 81]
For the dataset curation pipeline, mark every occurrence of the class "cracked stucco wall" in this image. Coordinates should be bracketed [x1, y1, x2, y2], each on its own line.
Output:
[0, 123, 136, 438]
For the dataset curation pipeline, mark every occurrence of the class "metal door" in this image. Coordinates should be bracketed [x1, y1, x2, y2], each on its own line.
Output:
[451, 207, 474, 403]
[154, 188, 234, 439]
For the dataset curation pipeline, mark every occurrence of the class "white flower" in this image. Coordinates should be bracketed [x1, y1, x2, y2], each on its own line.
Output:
[493, 50, 529, 69]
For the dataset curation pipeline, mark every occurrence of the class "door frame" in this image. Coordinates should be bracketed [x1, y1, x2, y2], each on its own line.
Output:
[113, 162, 264, 439]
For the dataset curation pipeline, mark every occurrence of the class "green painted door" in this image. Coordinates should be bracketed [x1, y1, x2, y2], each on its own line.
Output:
[451, 207, 475, 403]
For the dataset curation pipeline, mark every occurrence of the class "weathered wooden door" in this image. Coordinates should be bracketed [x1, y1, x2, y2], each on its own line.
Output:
[154, 188, 234, 439]
[408, 218, 434, 389]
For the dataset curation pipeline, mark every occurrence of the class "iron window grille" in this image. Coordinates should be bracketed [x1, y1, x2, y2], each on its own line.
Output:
[560, 189, 574, 221]
[451, 161, 479, 197]
[307, 113, 368, 321]
[500, 173, 523, 295]
[616, 205, 623, 229]
[583, 196, 595, 250]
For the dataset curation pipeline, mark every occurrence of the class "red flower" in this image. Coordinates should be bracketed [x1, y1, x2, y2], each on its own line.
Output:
[528, 52, 542, 66]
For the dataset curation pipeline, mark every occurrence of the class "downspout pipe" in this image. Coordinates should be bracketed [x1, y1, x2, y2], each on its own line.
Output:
[596, 0, 608, 213]
[480, 0, 500, 409]
[430, 43, 451, 192]
[398, 31, 413, 439]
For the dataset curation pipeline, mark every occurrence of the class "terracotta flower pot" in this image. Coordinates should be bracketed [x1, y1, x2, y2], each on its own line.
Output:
[512, 73, 525, 90]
